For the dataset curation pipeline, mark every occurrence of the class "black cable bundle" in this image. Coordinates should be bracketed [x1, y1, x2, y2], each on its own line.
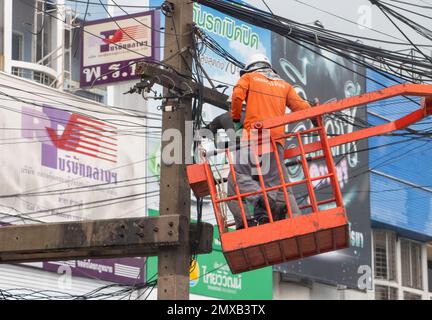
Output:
[194, 25, 245, 69]
[194, 0, 432, 83]
[370, 0, 432, 63]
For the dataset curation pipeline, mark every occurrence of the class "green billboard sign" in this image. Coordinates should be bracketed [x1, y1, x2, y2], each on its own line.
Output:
[146, 209, 273, 300]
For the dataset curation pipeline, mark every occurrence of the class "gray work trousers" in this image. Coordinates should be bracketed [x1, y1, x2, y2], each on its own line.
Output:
[227, 143, 300, 229]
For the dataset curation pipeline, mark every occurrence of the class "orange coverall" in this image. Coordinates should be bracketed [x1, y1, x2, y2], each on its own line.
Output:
[228, 71, 312, 228]
[231, 72, 311, 143]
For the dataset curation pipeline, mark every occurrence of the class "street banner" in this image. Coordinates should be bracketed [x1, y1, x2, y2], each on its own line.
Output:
[80, 10, 160, 88]
[271, 35, 372, 290]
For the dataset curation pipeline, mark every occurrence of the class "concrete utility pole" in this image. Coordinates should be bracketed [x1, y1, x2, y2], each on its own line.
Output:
[0, 0, 214, 295]
[157, 0, 194, 300]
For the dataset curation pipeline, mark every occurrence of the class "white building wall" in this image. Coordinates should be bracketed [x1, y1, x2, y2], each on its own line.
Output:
[2, 0, 11, 73]
[273, 232, 432, 300]
[54, 0, 65, 89]
[272, 273, 311, 300]
[273, 271, 371, 300]
[0, 264, 125, 299]
[0, 0, 151, 299]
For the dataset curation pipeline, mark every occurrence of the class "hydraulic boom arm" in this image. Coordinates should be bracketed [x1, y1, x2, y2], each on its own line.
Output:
[252, 84, 432, 159]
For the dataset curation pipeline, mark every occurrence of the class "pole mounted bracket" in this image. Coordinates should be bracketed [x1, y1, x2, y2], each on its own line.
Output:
[133, 62, 230, 110]
[0, 216, 213, 263]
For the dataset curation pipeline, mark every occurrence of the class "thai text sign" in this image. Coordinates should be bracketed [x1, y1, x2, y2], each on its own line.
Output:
[80, 11, 160, 87]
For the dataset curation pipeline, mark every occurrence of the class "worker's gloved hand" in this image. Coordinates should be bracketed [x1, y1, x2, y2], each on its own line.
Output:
[310, 97, 320, 107]
[233, 120, 243, 132]
[309, 97, 320, 127]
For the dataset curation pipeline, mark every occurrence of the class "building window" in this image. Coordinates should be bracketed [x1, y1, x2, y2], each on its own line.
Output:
[401, 239, 423, 290]
[375, 285, 398, 300]
[12, 32, 23, 61]
[428, 260, 432, 293]
[73, 90, 104, 104]
[373, 230, 397, 281]
[403, 291, 422, 300]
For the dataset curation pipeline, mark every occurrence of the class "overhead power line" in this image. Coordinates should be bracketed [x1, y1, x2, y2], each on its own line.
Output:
[193, 0, 432, 83]
[64, 0, 160, 9]
[388, 0, 432, 9]
[370, 0, 432, 63]
[293, 0, 432, 46]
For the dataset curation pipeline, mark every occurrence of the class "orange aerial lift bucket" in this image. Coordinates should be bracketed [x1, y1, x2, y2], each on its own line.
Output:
[187, 84, 432, 274]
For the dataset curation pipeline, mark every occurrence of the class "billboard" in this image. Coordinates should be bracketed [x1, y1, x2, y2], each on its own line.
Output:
[41, 257, 145, 285]
[146, 209, 273, 299]
[192, 2, 271, 121]
[271, 35, 372, 289]
[80, 10, 160, 88]
[0, 72, 148, 285]
[0, 72, 146, 223]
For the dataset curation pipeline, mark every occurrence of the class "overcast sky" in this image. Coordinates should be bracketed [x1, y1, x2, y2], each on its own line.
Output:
[248, 0, 432, 55]
[69, 0, 432, 58]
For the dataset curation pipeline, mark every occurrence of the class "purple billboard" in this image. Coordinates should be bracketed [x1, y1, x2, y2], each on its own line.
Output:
[42, 258, 145, 285]
[1, 224, 145, 285]
[80, 10, 160, 88]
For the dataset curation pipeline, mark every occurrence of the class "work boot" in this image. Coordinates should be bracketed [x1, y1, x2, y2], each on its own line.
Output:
[273, 204, 287, 221]
[247, 217, 258, 227]
[253, 196, 277, 225]
[235, 217, 258, 230]
[256, 215, 270, 225]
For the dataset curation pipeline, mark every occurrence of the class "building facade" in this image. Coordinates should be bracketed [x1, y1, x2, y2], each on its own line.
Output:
[367, 70, 432, 300]
[0, 0, 431, 300]
[0, 0, 149, 299]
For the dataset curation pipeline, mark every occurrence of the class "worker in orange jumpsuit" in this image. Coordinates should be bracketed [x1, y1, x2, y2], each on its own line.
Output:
[227, 53, 315, 229]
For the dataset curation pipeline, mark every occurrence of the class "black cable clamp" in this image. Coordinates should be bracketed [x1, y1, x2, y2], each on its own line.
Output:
[161, 1, 174, 17]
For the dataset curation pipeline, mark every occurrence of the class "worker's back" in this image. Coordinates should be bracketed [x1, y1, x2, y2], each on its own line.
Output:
[231, 70, 311, 143]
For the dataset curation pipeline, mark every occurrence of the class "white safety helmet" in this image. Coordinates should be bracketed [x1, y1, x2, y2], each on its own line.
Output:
[244, 53, 272, 70]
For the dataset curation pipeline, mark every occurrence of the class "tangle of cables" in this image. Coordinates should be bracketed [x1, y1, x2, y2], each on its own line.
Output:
[370, 0, 432, 63]
[189, 25, 207, 262]
[193, 0, 432, 84]
[0, 281, 158, 300]
[194, 25, 245, 70]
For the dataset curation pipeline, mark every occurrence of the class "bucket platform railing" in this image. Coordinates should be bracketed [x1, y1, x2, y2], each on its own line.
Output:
[187, 84, 432, 274]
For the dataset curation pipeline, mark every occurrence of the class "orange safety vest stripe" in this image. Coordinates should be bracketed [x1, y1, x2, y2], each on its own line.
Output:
[231, 72, 311, 144]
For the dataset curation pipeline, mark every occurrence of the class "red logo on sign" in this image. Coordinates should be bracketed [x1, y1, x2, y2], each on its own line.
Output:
[46, 114, 117, 163]
[102, 25, 148, 45]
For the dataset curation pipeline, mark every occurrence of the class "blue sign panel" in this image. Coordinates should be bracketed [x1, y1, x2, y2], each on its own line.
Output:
[367, 69, 432, 240]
